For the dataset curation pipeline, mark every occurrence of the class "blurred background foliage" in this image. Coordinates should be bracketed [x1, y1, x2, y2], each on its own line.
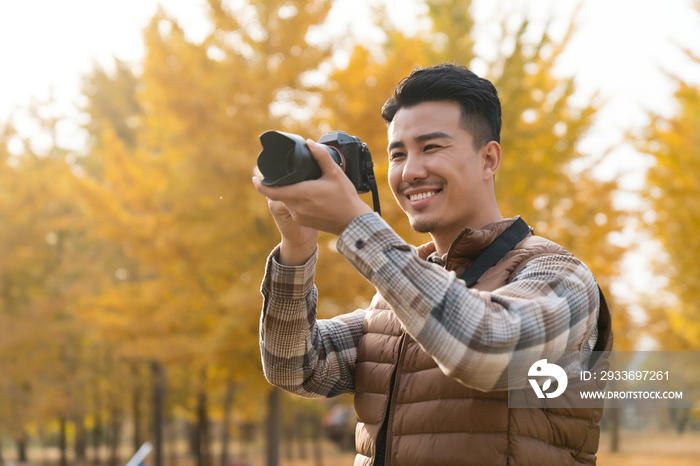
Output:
[0, 0, 698, 464]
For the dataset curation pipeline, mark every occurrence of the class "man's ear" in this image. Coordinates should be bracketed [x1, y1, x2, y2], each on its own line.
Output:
[481, 141, 501, 181]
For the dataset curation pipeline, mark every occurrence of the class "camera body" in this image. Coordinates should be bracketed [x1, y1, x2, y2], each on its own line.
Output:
[318, 131, 375, 194]
[257, 130, 375, 194]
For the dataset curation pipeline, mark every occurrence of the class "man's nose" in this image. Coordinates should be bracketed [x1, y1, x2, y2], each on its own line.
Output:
[402, 154, 428, 182]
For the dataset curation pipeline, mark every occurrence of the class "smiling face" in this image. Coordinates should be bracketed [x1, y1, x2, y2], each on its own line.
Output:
[387, 100, 502, 249]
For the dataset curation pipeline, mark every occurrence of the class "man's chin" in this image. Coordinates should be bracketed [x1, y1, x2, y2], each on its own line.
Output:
[410, 217, 442, 234]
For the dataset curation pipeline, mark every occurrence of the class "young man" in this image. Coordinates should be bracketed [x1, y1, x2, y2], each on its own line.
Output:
[252, 64, 612, 466]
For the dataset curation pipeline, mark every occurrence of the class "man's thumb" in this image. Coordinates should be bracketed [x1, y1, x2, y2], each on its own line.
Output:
[307, 139, 342, 175]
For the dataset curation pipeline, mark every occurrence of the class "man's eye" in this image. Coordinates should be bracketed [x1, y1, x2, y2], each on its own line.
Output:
[390, 152, 405, 160]
[424, 144, 441, 151]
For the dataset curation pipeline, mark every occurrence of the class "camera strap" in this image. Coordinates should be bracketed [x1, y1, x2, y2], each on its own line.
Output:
[362, 145, 381, 216]
[369, 177, 381, 216]
[458, 216, 532, 287]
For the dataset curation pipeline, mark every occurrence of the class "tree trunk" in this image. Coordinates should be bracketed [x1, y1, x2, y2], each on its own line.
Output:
[151, 361, 165, 466]
[109, 411, 122, 466]
[671, 407, 691, 433]
[220, 382, 234, 466]
[0, 438, 4, 466]
[296, 414, 307, 460]
[75, 418, 87, 466]
[16, 433, 27, 463]
[311, 417, 323, 466]
[238, 423, 255, 461]
[188, 422, 199, 459]
[283, 422, 293, 462]
[196, 390, 210, 466]
[610, 408, 621, 452]
[39, 428, 48, 466]
[60, 417, 68, 466]
[133, 365, 143, 454]
[266, 387, 281, 466]
[168, 419, 178, 466]
[93, 413, 103, 466]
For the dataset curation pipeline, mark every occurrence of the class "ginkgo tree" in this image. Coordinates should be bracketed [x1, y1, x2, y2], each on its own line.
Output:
[70, 0, 341, 463]
[0, 113, 106, 462]
[637, 56, 700, 350]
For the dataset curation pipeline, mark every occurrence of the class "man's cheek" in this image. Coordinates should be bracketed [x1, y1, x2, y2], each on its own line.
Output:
[387, 171, 400, 196]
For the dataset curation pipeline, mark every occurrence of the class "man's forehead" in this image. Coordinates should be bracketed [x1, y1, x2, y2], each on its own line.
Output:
[387, 102, 463, 146]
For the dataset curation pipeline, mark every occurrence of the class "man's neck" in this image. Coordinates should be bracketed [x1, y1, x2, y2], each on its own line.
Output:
[432, 210, 503, 257]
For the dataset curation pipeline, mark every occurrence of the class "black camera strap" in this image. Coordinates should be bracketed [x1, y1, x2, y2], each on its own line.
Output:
[369, 176, 381, 216]
[362, 144, 381, 216]
[458, 217, 532, 287]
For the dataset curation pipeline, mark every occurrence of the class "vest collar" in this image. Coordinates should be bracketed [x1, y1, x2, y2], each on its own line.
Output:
[423, 217, 520, 272]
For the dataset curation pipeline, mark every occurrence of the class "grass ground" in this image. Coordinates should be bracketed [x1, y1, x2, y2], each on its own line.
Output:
[227, 430, 700, 465]
[595, 431, 700, 466]
[274, 431, 700, 466]
[4, 430, 699, 466]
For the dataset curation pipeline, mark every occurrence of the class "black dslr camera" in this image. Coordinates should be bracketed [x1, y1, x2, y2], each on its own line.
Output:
[257, 130, 381, 215]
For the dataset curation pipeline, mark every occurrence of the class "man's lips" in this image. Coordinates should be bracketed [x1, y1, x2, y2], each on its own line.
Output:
[408, 190, 439, 202]
[399, 183, 444, 207]
[399, 182, 443, 196]
[405, 189, 442, 207]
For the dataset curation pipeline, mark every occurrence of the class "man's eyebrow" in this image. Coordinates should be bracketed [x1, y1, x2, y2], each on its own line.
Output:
[415, 131, 452, 142]
[387, 132, 453, 152]
[387, 140, 404, 152]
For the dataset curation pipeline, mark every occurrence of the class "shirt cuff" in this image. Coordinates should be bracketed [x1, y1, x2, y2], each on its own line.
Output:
[262, 244, 318, 300]
[336, 212, 410, 276]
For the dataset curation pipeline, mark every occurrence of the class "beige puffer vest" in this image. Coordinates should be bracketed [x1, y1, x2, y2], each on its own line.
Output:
[353, 218, 613, 466]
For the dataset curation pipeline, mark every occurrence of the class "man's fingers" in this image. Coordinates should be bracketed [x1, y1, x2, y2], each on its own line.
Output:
[267, 199, 289, 216]
[252, 176, 274, 198]
[252, 176, 293, 201]
[307, 139, 342, 176]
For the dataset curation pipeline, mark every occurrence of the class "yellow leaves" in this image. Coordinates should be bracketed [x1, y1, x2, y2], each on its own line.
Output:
[637, 77, 700, 350]
[8, 0, 691, 428]
[425, 0, 475, 63]
[47, 0, 347, 413]
[490, 18, 623, 299]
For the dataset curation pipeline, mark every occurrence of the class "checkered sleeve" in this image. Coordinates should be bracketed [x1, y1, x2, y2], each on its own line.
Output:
[259, 245, 365, 398]
[337, 213, 600, 391]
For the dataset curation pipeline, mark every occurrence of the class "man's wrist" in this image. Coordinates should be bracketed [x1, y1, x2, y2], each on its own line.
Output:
[279, 238, 318, 266]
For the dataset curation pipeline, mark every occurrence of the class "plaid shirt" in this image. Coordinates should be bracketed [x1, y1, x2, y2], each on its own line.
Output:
[259, 213, 600, 398]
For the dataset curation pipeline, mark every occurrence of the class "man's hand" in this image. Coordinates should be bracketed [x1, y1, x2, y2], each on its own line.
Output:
[253, 138, 373, 240]
[266, 199, 319, 266]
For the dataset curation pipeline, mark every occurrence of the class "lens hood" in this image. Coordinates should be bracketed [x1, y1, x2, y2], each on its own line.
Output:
[257, 130, 322, 186]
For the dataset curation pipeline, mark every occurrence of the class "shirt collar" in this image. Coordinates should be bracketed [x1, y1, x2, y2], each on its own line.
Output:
[426, 251, 446, 267]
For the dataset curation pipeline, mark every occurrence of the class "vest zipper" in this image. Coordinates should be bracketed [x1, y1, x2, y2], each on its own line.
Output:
[383, 330, 408, 466]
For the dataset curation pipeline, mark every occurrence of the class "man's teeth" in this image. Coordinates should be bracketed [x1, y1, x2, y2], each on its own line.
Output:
[409, 191, 438, 201]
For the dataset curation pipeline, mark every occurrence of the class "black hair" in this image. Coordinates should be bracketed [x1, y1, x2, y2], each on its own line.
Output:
[381, 63, 502, 150]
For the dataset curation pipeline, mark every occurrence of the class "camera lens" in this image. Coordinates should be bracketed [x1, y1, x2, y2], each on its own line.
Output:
[282, 148, 295, 175]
